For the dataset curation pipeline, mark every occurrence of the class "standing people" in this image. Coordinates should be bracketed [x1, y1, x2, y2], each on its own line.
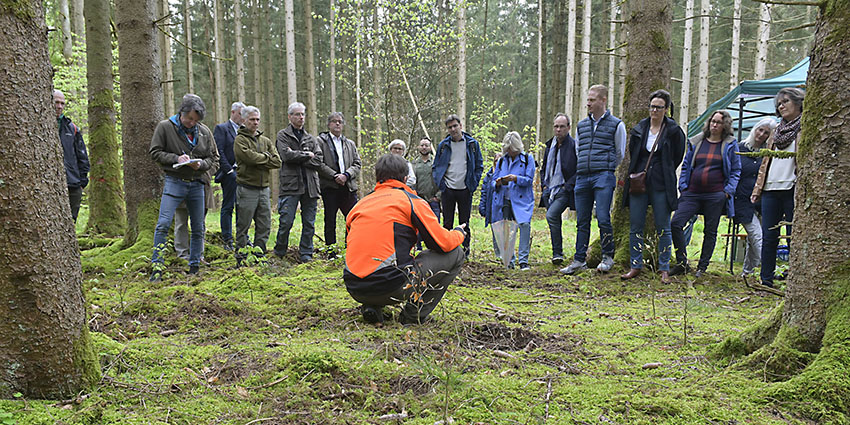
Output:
[751, 88, 804, 288]
[540, 113, 577, 265]
[53, 89, 90, 223]
[670, 110, 741, 277]
[273, 102, 323, 263]
[214, 101, 245, 250]
[388, 140, 416, 187]
[234, 106, 281, 263]
[149, 94, 219, 281]
[491, 132, 536, 270]
[412, 138, 440, 219]
[735, 118, 776, 277]
[433, 114, 484, 255]
[344, 154, 466, 325]
[479, 154, 503, 259]
[317, 112, 361, 257]
[621, 90, 686, 283]
[561, 85, 626, 274]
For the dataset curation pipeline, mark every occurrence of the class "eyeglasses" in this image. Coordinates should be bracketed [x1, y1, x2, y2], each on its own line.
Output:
[649, 105, 667, 111]
[329, 119, 343, 124]
[710, 120, 724, 125]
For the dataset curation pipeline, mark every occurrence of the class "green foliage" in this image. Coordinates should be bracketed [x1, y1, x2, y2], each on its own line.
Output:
[737, 149, 798, 159]
[469, 100, 509, 161]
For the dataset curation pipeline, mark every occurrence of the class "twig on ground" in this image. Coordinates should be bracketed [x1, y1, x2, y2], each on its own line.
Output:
[246, 375, 289, 390]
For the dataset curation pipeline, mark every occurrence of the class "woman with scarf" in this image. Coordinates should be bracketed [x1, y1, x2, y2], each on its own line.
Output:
[621, 90, 686, 283]
[751, 87, 804, 288]
[735, 117, 777, 277]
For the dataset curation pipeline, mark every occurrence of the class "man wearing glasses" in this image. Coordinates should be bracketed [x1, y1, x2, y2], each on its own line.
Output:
[317, 112, 362, 258]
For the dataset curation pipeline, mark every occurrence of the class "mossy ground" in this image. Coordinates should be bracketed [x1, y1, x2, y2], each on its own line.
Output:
[1, 204, 810, 424]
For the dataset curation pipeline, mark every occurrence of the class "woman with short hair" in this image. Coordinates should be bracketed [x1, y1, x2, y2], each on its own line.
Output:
[491, 132, 536, 270]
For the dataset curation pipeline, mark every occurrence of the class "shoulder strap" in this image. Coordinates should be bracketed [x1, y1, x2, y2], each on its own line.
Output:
[643, 121, 665, 173]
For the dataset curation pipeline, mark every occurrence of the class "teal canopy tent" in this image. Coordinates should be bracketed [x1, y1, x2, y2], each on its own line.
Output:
[687, 57, 809, 139]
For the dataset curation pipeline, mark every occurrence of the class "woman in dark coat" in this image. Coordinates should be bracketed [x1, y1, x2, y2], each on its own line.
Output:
[621, 90, 686, 284]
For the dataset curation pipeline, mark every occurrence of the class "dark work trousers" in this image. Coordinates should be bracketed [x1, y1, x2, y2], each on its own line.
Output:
[219, 171, 238, 244]
[321, 187, 358, 246]
[441, 187, 472, 250]
[68, 186, 82, 222]
[670, 190, 727, 272]
[760, 188, 794, 286]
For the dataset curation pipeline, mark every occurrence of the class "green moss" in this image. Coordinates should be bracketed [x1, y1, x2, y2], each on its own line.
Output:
[650, 30, 669, 51]
[82, 200, 158, 274]
[72, 324, 102, 389]
[0, 0, 35, 21]
[712, 302, 783, 360]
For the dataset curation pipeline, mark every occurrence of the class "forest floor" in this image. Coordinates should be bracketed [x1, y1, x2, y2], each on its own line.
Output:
[1, 205, 805, 425]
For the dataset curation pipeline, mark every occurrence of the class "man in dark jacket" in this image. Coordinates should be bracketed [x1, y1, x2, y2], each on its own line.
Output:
[432, 114, 484, 254]
[53, 90, 90, 223]
[214, 101, 245, 250]
[149, 94, 219, 281]
[234, 106, 281, 262]
[273, 102, 324, 262]
[317, 112, 361, 257]
[540, 113, 578, 265]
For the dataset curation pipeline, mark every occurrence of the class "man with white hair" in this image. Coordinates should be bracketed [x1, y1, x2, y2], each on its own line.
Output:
[53, 89, 90, 223]
[214, 101, 245, 250]
[388, 139, 416, 187]
[273, 102, 323, 263]
[317, 112, 361, 257]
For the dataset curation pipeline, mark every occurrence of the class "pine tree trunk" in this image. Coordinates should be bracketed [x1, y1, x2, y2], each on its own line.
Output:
[305, 0, 318, 136]
[754, 3, 770, 79]
[116, 0, 165, 246]
[183, 0, 194, 93]
[159, 0, 174, 115]
[252, 0, 262, 107]
[579, 0, 591, 105]
[284, 0, 297, 104]
[234, 0, 245, 102]
[213, 0, 225, 123]
[372, 5, 383, 143]
[0, 0, 100, 398]
[536, 0, 543, 148]
[729, 0, 741, 89]
[59, 0, 73, 61]
[607, 0, 617, 105]
[355, 0, 362, 148]
[565, 0, 577, 120]
[679, 0, 694, 127]
[84, 0, 126, 237]
[696, 0, 709, 113]
[457, 2, 467, 123]
[329, 0, 336, 113]
[71, 0, 85, 45]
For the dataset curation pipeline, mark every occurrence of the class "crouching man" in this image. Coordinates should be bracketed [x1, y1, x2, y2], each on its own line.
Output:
[344, 154, 466, 325]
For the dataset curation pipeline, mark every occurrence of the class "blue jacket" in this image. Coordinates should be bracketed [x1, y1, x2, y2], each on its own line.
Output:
[576, 111, 622, 174]
[679, 133, 741, 218]
[733, 143, 762, 224]
[214, 120, 238, 182]
[432, 132, 484, 193]
[58, 115, 90, 188]
[491, 153, 536, 224]
[539, 135, 577, 208]
[478, 167, 497, 226]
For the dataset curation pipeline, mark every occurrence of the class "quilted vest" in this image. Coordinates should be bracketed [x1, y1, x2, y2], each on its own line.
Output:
[576, 111, 621, 174]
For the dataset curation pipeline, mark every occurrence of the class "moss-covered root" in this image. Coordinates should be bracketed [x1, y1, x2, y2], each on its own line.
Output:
[768, 265, 850, 424]
[80, 200, 159, 274]
[711, 302, 783, 361]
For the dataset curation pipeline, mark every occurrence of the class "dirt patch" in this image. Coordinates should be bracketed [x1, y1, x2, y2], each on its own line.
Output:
[465, 322, 544, 351]
[210, 350, 280, 385]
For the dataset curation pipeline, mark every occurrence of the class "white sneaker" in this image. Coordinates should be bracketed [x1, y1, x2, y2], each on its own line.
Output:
[560, 260, 587, 275]
[597, 255, 614, 273]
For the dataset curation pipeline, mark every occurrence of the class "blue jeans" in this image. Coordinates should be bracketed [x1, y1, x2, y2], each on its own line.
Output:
[628, 190, 673, 271]
[760, 188, 794, 285]
[546, 190, 572, 258]
[219, 171, 237, 243]
[274, 193, 318, 258]
[516, 221, 531, 266]
[573, 171, 616, 262]
[152, 176, 206, 266]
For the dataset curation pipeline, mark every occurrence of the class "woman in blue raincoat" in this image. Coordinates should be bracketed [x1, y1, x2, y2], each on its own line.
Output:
[491, 131, 536, 270]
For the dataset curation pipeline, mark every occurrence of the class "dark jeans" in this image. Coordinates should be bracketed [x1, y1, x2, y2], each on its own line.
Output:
[628, 189, 673, 271]
[321, 187, 358, 246]
[546, 190, 572, 259]
[68, 186, 82, 222]
[760, 188, 794, 285]
[441, 187, 471, 250]
[574, 171, 616, 261]
[428, 199, 442, 222]
[274, 193, 318, 258]
[671, 190, 726, 272]
[219, 171, 238, 243]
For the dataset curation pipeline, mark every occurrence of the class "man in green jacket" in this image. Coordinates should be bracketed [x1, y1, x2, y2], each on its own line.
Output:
[234, 106, 281, 262]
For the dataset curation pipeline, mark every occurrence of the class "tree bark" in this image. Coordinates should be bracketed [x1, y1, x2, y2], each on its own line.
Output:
[0, 0, 100, 399]
[71, 0, 85, 45]
[183, 0, 194, 93]
[159, 0, 175, 115]
[754, 3, 771, 79]
[213, 0, 225, 123]
[284, 0, 297, 104]
[696, 0, 709, 113]
[330, 0, 336, 113]
[565, 0, 577, 120]
[679, 0, 694, 126]
[607, 0, 618, 105]
[355, 0, 362, 148]
[536, 0, 543, 148]
[84, 0, 126, 236]
[305, 0, 318, 136]
[59, 0, 73, 62]
[579, 0, 591, 106]
[116, 0, 165, 246]
[457, 2, 467, 123]
[234, 0, 246, 102]
[729, 0, 741, 89]
[372, 5, 383, 144]
[252, 0, 262, 108]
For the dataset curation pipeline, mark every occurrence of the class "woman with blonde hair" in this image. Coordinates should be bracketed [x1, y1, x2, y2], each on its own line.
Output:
[491, 132, 536, 270]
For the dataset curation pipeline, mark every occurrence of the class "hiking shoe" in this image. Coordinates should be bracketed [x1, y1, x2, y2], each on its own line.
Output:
[597, 256, 615, 273]
[694, 269, 706, 278]
[560, 260, 588, 275]
[519, 263, 531, 271]
[188, 265, 200, 275]
[551, 255, 565, 265]
[361, 305, 383, 324]
[149, 270, 162, 282]
[670, 263, 690, 276]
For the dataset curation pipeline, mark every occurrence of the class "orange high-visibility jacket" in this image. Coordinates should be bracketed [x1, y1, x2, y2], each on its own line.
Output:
[344, 179, 464, 296]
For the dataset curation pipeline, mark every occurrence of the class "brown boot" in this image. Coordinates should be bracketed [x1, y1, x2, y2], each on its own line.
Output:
[660, 270, 671, 284]
[620, 268, 641, 280]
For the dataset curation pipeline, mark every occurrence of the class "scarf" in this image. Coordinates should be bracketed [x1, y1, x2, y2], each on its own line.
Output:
[544, 139, 566, 203]
[773, 114, 801, 150]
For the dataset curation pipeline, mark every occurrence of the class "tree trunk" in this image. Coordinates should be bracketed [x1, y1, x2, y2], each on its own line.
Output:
[355, 0, 362, 148]
[330, 0, 336, 113]
[71, 0, 85, 45]
[609, 0, 672, 266]
[234, 0, 245, 102]
[754, 3, 771, 79]
[84, 0, 126, 236]
[729, 0, 741, 90]
[372, 5, 383, 144]
[565, 0, 577, 120]
[679, 0, 694, 127]
[579, 0, 591, 106]
[59, 0, 73, 62]
[457, 2, 467, 123]
[305, 0, 318, 136]
[536, 0, 543, 148]
[252, 0, 262, 107]
[284, 0, 297, 104]
[213, 0, 225, 123]
[0, 0, 100, 399]
[116, 0, 165, 246]
[183, 0, 194, 93]
[696, 0, 709, 113]
[159, 0, 175, 115]
[607, 0, 617, 105]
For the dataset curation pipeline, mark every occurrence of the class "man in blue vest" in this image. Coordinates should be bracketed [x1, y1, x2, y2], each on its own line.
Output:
[561, 85, 626, 275]
[214, 101, 245, 251]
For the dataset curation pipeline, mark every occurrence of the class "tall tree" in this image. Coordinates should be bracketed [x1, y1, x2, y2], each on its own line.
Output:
[696, 0, 709, 113]
[679, 0, 694, 126]
[579, 0, 591, 106]
[305, 0, 318, 136]
[85, 0, 126, 236]
[284, 0, 297, 104]
[183, 0, 194, 93]
[59, 0, 73, 61]
[330, 0, 337, 112]
[0, 0, 99, 398]
[457, 2, 467, 123]
[115, 0, 165, 245]
[607, 0, 617, 103]
[729, 0, 741, 89]
[234, 0, 246, 101]
[213, 0, 225, 123]
[536, 0, 543, 147]
[71, 0, 85, 45]
[252, 0, 262, 107]
[159, 0, 175, 115]
[754, 3, 771, 79]
[355, 0, 362, 147]
[565, 0, 577, 120]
